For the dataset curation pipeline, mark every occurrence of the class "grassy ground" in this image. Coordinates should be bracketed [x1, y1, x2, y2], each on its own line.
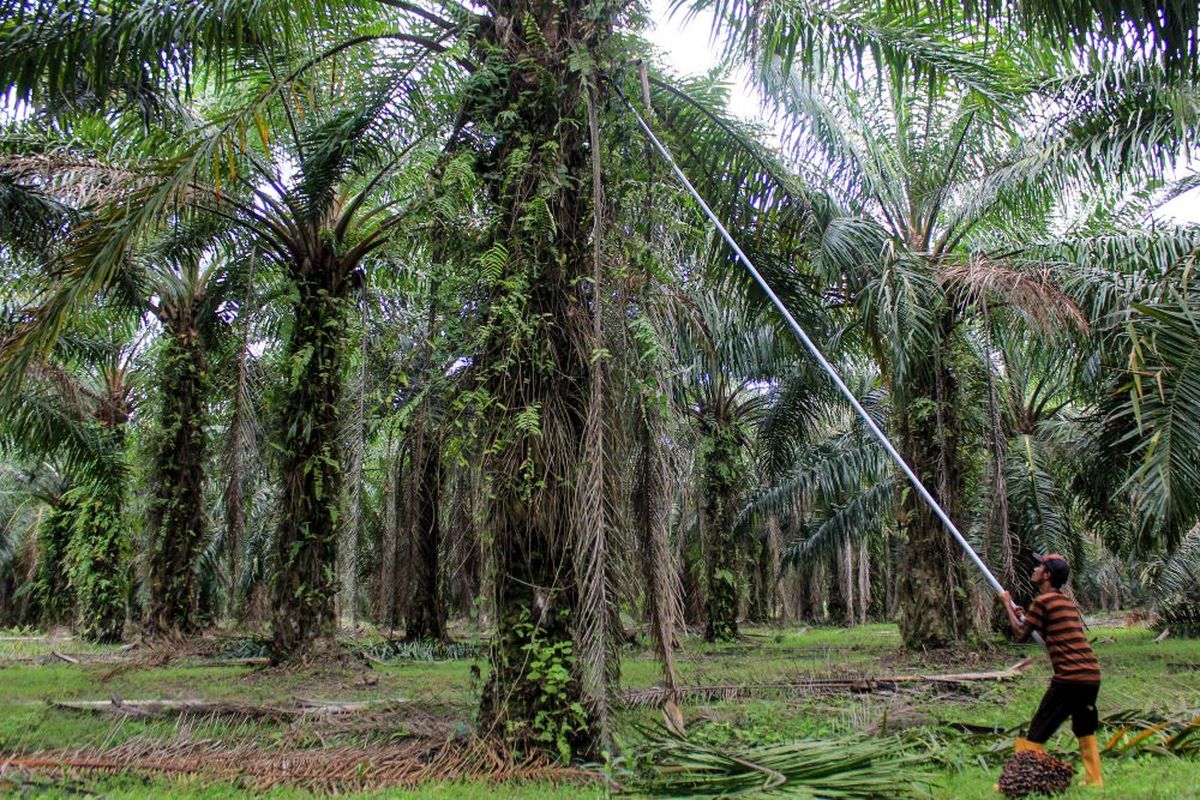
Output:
[1, 621, 1198, 797]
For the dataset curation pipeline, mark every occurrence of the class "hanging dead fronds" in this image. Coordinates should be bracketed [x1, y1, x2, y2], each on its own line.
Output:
[942, 257, 1089, 334]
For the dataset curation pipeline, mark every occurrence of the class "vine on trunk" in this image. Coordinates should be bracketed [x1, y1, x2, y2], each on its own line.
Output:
[270, 274, 351, 660]
[145, 331, 210, 635]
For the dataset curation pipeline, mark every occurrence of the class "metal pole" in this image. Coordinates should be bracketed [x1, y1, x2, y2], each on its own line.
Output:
[618, 91, 1037, 634]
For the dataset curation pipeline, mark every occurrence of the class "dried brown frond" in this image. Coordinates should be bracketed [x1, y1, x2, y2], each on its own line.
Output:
[0, 736, 601, 793]
[941, 256, 1089, 334]
[0, 154, 161, 209]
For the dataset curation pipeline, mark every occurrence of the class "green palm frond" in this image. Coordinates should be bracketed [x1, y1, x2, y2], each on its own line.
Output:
[857, 252, 943, 388]
[677, 0, 1024, 103]
[0, 0, 319, 118]
[1150, 524, 1200, 598]
[0, 173, 75, 252]
[951, 63, 1200, 234]
[632, 726, 934, 797]
[754, 363, 834, 478]
[897, 0, 1200, 74]
[780, 478, 895, 568]
[1, 381, 122, 480]
[289, 66, 440, 223]
[1004, 429, 1077, 559]
[642, 72, 832, 322]
[742, 425, 890, 523]
[1106, 295, 1200, 550]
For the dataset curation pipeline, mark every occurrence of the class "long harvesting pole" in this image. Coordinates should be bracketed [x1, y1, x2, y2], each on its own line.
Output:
[618, 88, 1037, 632]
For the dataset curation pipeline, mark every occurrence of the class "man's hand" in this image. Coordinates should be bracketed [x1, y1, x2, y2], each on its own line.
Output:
[999, 591, 1024, 620]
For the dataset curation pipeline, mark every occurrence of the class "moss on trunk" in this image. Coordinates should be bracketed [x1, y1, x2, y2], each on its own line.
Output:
[145, 331, 209, 636]
[65, 468, 127, 644]
[471, 0, 617, 760]
[34, 496, 76, 626]
[270, 270, 349, 661]
[703, 423, 741, 642]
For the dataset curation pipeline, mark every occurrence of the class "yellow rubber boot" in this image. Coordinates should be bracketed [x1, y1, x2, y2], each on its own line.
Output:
[1078, 735, 1104, 788]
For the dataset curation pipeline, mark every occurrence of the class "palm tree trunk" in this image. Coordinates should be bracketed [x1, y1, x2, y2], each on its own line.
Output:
[895, 332, 977, 648]
[858, 539, 870, 625]
[474, 0, 612, 759]
[67, 426, 127, 644]
[145, 332, 209, 636]
[270, 270, 348, 661]
[405, 422, 445, 642]
[377, 445, 400, 632]
[840, 538, 855, 626]
[338, 302, 366, 631]
[35, 495, 76, 626]
[703, 422, 740, 641]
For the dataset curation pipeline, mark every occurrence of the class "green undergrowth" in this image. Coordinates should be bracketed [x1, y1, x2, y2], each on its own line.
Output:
[0, 622, 1196, 797]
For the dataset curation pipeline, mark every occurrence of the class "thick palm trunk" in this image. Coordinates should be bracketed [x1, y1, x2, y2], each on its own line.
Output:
[69, 489, 126, 642]
[474, 0, 612, 759]
[270, 270, 348, 661]
[405, 425, 445, 642]
[34, 496, 75, 626]
[702, 422, 740, 641]
[896, 334, 977, 648]
[145, 332, 208, 635]
[67, 433, 127, 644]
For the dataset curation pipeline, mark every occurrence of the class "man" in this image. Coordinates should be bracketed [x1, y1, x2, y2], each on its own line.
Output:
[999, 552, 1103, 788]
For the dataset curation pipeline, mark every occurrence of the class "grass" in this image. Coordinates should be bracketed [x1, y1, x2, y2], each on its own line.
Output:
[0, 621, 1197, 797]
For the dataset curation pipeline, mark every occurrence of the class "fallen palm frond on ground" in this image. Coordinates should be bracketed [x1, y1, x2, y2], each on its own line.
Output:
[1099, 708, 1200, 757]
[47, 697, 405, 721]
[628, 728, 936, 798]
[620, 659, 1032, 708]
[358, 640, 482, 662]
[0, 736, 600, 792]
[953, 706, 1200, 760]
[216, 636, 482, 663]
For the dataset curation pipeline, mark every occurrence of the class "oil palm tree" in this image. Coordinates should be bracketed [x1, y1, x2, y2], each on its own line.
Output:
[1, 118, 258, 635]
[135, 230, 247, 636]
[662, 288, 793, 639]
[0, 320, 136, 642]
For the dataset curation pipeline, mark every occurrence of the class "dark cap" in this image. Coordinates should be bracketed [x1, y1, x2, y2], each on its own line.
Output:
[1033, 552, 1070, 587]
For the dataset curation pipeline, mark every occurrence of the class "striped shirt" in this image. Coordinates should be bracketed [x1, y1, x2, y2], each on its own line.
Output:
[1020, 590, 1101, 684]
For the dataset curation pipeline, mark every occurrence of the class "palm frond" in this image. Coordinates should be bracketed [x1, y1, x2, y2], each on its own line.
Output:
[677, 0, 1024, 104]
[0, 0, 317, 118]
[780, 478, 895, 568]
[1107, 296, 1200, 550]
[633, 726, 935, 797]
[901, 0, 1200, 74]
[0, 173, 75, 252]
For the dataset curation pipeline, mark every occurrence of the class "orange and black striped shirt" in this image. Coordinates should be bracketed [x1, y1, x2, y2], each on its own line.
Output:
[1019, 590, 1101, 684]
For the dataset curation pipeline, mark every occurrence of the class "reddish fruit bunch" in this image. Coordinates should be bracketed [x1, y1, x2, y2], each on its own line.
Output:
[997, 751, 1075, 798]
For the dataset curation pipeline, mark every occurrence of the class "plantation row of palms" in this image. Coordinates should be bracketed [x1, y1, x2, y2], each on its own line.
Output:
[1, 0, 1199, 758]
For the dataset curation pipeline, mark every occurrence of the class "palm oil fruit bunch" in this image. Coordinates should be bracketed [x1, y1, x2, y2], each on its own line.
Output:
[997, 751, 1075, 797]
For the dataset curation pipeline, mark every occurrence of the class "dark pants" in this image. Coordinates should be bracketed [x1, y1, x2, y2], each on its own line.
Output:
[1027, 679, 1100, 743]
